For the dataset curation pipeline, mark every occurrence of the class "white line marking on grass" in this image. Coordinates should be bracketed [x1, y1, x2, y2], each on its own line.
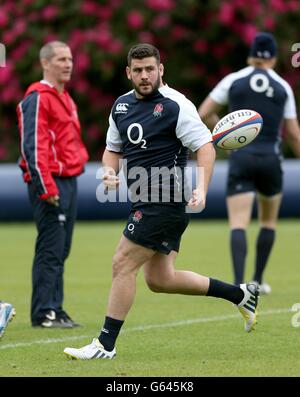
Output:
[0, 308, 292, 351]
[123, 308, 291, 332]
[0, 335, 90, 350]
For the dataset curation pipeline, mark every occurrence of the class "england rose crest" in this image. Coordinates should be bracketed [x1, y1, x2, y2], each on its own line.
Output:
[153, 103, 163, 117]
[133, 210, 143, 222]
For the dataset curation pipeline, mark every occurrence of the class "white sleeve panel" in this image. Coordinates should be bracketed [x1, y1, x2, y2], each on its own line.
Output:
[209, 74, 234, 105]
[209, 66, 254, 105]
[106, 113, 123, 152]
[176, 97, 212, 152]
[283, 83, 297, 119]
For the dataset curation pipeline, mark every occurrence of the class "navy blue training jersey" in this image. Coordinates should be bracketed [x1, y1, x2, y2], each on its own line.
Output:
[210, 66, 297, 154]
[106, 84, 212, 206]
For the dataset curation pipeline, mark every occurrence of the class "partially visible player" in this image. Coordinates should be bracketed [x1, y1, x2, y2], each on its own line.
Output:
[199, 32, 300, 293]
[0, 301, 16, 339]
[64, 43, 259, 361]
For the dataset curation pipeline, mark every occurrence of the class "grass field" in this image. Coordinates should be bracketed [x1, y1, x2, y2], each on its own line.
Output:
[1, 220, 300, 377]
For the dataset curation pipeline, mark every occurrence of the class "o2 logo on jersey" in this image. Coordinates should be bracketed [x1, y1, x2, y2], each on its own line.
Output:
[249, 74, 274, 97]
[127, 123, 147, 149]
[291, 43, 300, 68]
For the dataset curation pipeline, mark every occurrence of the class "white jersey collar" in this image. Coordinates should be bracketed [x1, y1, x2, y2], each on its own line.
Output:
[40, 79, 54, 88]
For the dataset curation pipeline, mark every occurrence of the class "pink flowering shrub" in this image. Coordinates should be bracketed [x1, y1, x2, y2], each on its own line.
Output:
[0, 0, 299, 161]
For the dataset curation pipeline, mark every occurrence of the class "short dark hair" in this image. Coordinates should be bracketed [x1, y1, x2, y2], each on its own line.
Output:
[40, 41, 69, 61]
[127, 43, 160, 66]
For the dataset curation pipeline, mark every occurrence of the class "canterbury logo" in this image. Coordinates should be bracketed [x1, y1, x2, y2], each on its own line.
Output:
[115, 103, 129, 113]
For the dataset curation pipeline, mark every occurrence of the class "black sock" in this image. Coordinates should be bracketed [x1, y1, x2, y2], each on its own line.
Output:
[253, 228, 275, 284]
[206, 278, 244, 305]
[230, 229, 247, 285]
[98, 316, 124, 352]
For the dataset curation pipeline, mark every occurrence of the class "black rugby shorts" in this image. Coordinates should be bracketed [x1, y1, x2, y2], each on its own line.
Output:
[227, 151, 282, 197]
[123, 204, 190, 254]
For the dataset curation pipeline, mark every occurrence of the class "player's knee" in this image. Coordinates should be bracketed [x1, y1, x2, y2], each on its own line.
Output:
[111, 251, 139, 279]
[145, 275, 164, 293]
[147, 280, 163, 293]
[112, 252, 127, 278]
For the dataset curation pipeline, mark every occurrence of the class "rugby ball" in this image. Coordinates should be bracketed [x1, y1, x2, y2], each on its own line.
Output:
[212, 109, 263, 150]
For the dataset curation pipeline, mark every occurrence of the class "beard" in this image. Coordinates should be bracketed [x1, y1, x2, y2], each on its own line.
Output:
[133, 74, 161, 98]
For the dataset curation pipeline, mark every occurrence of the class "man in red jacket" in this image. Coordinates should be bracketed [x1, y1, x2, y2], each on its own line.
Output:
[17, 41, 89, 328]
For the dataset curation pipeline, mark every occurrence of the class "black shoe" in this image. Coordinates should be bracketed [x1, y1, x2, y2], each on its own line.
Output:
[58, 311, 82, 327]
[33, 310, 73, 328]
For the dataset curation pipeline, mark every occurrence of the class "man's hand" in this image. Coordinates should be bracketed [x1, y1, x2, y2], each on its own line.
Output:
[187, 188, 205, 213]
[46, 195, 60, 207]
[103, 168, 120, 190]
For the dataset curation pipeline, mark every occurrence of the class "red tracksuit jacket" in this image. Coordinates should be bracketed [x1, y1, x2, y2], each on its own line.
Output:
[17, 80, 89, 199]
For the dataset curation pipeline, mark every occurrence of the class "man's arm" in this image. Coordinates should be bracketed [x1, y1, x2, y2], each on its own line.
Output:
[283, 118, 300, 157]
[188, 142, 216, 211]
[102, 149, 123, 189]
[17, 92, 59, 205]
[198, 96, 223, 130]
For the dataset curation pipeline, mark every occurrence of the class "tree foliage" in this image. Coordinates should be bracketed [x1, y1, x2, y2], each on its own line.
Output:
[0, 0, 299, 161]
